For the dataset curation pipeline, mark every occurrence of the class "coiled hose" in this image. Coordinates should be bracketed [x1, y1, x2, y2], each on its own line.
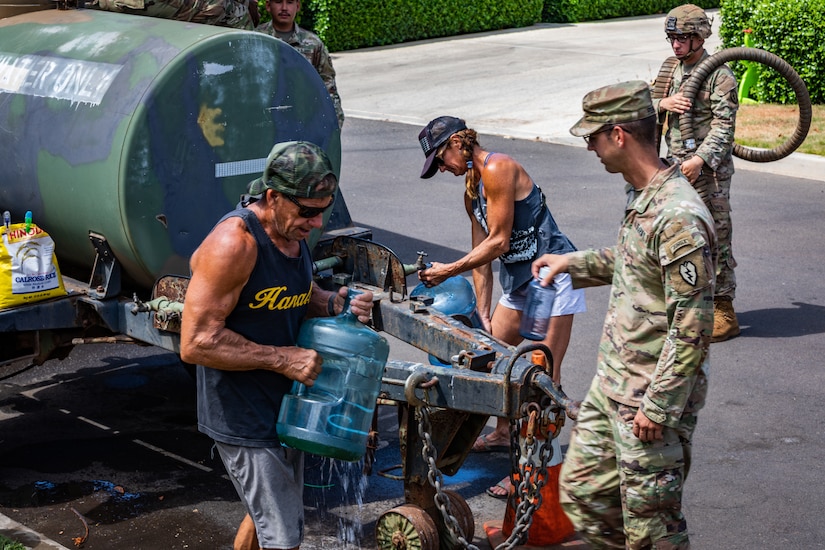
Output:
[680, 47, 812, 162]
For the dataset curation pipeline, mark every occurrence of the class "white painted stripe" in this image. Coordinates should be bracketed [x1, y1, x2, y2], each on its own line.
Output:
[133, 439, 213, 472]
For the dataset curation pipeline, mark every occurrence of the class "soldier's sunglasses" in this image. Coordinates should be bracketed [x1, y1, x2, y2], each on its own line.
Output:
[583, 125, 632, 145]
[666, 34, 694, 44]
[283, 193, 334, 218]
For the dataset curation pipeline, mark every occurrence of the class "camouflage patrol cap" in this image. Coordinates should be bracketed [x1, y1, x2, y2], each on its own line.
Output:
[418, 116, 467, 179]
[248, 141, 338, 199]
[569, 80, 656, 137]
[665, 4, 712, 39]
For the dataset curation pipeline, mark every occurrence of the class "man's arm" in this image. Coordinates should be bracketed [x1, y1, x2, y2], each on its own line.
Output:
[533, 247, 617, 288]
[640, 219, 715, 431]
[313, 43, 344, 128]
[179, 217, 322, 386]
[694, 66, 738, 171]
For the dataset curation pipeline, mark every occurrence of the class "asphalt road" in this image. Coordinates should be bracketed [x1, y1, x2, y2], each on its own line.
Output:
[2, 117, 824, 550]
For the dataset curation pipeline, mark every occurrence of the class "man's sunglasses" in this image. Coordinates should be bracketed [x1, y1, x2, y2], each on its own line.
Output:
[283, 193, 334, 218]
[666, 33, 694, 44]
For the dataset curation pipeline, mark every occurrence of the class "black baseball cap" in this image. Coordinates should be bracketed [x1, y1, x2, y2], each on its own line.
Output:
[418, 116, 467, 179]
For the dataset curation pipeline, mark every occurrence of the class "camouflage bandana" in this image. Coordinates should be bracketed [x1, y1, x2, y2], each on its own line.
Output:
[569, 80, 656, 137]
[248, 141, 338, 199]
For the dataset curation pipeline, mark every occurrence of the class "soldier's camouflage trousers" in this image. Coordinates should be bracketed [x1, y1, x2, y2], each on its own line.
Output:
[692, 171, 736, 299]
[559, 379, 698, 549]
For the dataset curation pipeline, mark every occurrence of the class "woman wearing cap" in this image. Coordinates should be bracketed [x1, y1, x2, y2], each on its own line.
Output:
[417, 116, 586, 498]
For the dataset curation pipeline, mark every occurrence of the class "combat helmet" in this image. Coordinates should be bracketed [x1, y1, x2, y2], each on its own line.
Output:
[665, 4, 712, 39]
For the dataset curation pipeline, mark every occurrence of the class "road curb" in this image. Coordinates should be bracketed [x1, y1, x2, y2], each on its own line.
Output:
[0, 513, 71, 550]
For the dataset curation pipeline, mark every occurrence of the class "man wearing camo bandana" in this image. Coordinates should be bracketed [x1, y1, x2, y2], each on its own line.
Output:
[181, 141, 374, 550]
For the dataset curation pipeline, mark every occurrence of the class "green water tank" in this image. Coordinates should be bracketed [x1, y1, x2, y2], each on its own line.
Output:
[0, 9, 341, 289]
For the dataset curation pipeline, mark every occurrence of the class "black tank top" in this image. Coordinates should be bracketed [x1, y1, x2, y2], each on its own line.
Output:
[197, 207, 313, 447]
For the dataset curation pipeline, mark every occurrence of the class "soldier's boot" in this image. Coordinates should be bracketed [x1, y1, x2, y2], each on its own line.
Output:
[712, 296, 740, 342]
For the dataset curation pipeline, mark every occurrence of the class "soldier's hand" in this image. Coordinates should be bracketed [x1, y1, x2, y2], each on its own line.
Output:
[531, 254, 569, 284]
[680, 155, 705, 184]
[661, 92, 692, 114]
[633, 409, 664, 442]
[281, 347, 323, 386]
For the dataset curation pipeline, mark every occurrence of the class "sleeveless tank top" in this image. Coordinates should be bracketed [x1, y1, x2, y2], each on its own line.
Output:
[472, 153, 577, 294]
[197, 207, 313, 447]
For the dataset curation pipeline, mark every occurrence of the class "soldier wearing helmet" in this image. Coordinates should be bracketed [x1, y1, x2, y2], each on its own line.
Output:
[652, 4, 741, 342]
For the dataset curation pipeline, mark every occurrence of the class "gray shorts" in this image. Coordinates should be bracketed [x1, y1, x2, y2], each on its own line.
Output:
[215, 442, 304, 549]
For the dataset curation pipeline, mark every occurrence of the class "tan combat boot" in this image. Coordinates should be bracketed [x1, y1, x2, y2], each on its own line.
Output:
[712, 297, 740, 342]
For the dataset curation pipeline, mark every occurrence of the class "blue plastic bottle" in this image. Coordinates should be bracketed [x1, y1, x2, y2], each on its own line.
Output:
[519, 266, 556, 341]
[276, 289, 389, 461]
[410, 276, 483, 366]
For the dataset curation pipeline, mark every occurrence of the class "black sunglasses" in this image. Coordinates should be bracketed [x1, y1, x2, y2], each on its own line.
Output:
[666, 33, 694, 44]
[282, 193, 334, 218]
[583, 124, 632, 145]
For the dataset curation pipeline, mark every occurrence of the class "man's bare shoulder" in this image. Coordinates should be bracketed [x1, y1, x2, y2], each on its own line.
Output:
[191, 213, 257, 270]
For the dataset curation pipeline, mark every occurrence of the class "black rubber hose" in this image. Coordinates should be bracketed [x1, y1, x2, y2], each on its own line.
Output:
[680, 46, 812, 163]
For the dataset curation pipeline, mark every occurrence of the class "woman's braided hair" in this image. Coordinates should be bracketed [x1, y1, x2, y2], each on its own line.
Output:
[453, 128, 482, 199]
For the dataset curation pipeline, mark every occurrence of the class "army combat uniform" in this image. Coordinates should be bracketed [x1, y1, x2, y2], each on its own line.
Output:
[652, 51, 738, 300]
[559, 164, 716, 549]
[255, 23, 345, 129]
[92, 0, 254, 29]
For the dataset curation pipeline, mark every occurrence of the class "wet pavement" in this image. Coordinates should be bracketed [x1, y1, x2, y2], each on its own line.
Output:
[0, 342, 525, 549]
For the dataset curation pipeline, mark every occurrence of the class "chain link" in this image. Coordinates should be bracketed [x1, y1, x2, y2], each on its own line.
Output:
[416, 405, 480, 550]
[499, 403, 559, 548]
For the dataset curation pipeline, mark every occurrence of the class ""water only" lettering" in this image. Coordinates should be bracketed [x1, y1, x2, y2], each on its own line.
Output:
[0, 53, 122, 105]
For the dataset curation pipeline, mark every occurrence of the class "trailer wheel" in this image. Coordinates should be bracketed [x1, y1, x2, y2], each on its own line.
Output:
[439, 490, 475, 549]
[376, 504, 439, 550]
[680, 47, 812, 162]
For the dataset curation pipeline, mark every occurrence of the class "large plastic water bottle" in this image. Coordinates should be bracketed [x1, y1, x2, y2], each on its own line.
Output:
[519, 266, 556, 341]
[410, 276, 483, 366]
[276, 289, 389, 461]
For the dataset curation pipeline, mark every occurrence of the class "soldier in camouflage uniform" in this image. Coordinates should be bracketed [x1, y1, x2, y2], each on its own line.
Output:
[256, 0, 345, 129]
[91, 0, 256, 29]
[533, 80, 716, 549]
[652, 3, 739, 342]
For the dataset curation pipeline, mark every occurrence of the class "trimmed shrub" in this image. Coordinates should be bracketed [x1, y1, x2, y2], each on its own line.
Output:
[308, 0, 542, 52]
[720, 0, 824, 104]
[541, 0, 719, 24]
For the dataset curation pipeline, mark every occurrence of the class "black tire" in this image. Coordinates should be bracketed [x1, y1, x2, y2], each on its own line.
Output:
[680, 47, 813, 162]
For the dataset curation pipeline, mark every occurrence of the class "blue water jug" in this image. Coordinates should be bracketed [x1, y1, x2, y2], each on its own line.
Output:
[276, 289, 389, 461]
[410, 276, 483, 366]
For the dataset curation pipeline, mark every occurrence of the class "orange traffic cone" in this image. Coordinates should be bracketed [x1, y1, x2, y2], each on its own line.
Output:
[502, 460, 574, 545]
[500, 351, 574, 546]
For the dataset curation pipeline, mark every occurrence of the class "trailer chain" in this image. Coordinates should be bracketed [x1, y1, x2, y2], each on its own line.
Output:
[416, 404, 480, 550]
[502, 402, 557, 548]
[416, 399, 560, 550]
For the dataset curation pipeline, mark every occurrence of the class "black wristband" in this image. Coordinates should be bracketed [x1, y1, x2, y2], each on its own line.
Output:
[327, 293, 337, 316]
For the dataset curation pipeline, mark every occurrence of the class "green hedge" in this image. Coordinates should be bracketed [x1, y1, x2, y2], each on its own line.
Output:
[719, 0, 824, 104]
[542, 0, 718, 24]
[305, 0, 541, 52]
